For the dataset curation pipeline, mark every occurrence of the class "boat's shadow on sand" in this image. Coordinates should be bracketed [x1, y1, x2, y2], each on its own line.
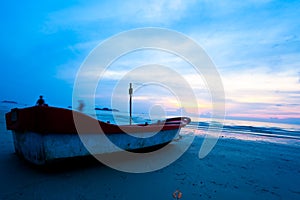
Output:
[18, 155, 107, 174]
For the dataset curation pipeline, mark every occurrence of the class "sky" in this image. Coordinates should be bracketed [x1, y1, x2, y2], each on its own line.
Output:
[0, 0, 300, 124]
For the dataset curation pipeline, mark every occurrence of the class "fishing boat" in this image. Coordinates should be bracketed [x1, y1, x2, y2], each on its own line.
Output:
[5, 106, 191, 165]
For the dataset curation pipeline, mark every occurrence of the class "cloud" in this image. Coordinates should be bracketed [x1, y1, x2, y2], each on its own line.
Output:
[42, 0, 197, 33]
[195, 0, 274, 18]
[58, 26, 300, 119]
[226, 99, 300, 119]
[52, 0, 300, 120]
[223, 69, 300, 109]
[183, 1, 300, 120]
[190, 28, 300, 72]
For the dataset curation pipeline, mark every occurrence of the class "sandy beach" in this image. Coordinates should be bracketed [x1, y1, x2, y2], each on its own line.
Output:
[1, 109, 300, 200]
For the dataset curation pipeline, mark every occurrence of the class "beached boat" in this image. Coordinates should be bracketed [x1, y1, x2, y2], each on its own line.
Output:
[5, 106, 191, 165]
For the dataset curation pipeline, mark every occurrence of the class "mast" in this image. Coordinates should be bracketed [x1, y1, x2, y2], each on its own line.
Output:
[129, 83, 133, 125]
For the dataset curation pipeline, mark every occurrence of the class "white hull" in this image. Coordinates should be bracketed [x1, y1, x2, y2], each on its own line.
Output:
[12, 129, 179, 165]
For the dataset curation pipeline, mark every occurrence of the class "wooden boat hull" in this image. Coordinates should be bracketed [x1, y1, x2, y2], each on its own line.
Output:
[6, 106, 191, 165]
[12, 129, 179, 165]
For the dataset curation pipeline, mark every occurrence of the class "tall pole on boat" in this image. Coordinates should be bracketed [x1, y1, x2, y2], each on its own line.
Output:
[129, 82, 133, 125]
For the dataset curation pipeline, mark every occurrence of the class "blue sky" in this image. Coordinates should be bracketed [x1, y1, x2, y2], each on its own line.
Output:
[1, 0, 300, 123]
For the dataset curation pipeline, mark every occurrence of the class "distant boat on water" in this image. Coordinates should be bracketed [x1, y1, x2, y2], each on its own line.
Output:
[1, 100, 18, 104]
[95, 107, 119, 112]
[5, 106, 191, 165]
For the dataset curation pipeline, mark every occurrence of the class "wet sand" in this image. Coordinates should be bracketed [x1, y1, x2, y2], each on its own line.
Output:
[0, 109, 300, 200]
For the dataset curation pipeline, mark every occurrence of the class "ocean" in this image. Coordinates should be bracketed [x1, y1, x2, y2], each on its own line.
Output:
[95, 109, 300, 146]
